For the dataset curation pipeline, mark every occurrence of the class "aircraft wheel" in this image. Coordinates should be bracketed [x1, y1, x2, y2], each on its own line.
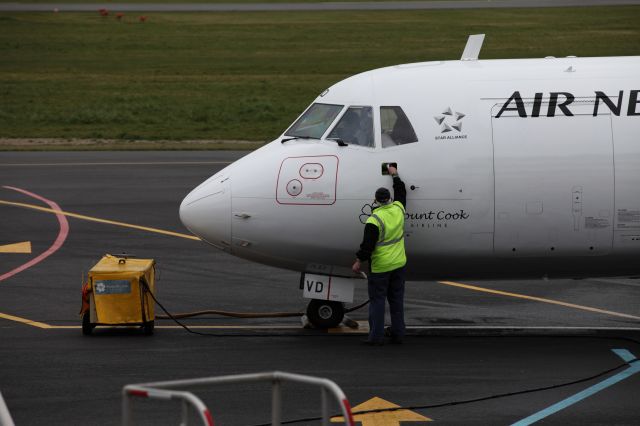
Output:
[82, 312, 95, 336]
[306, 300, 344, 329]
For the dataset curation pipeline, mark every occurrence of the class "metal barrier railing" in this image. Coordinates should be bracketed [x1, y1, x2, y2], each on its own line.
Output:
[122, 371, 355, 426]
[0, 391, 16, 426]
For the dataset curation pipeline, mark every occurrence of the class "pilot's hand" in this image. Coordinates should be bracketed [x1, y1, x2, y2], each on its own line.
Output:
[352, 259, 361, 274]
[387, 165, 398, 176]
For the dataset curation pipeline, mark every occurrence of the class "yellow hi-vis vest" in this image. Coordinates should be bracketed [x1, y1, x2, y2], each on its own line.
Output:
[366, 201, 407, 273]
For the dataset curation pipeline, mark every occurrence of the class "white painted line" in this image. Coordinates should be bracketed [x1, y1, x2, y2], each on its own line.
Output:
[512, 349, 640, 426]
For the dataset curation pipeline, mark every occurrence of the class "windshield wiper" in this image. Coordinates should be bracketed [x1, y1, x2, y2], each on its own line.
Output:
[281, 136, 321, 144]
[281, 136, 348, 146]
[327, 138, 348, 147]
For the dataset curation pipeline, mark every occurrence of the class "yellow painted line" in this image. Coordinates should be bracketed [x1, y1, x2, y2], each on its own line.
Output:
[0, 319, 305, 330]
[0, 241, 32, 253]
[156, 325, 300, 329]
[0, 200, 200, 241]
[41, 326, 81, 329]
[0, 312, 52, 329]
[438, 280, 640, 320]
[0, 161, 233, 167]
[46, 325, 303, 329]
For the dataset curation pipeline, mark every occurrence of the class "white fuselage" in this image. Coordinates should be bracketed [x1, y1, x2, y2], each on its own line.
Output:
[180, 56, 640, 280]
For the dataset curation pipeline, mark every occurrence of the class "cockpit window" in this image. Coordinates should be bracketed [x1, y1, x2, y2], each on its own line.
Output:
[380, 106, 418, 148]
[327, 106, 374, 147]
[285, 103, 343, 139]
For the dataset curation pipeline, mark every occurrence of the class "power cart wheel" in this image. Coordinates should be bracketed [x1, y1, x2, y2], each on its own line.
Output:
[82, 312, 95, 336]
[142, 320, 154, 335]
[306, 300, 344, 329]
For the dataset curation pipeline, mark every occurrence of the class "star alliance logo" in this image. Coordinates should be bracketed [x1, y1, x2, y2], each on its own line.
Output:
[434, 107, 465, 133]
[434, 107, 468, 141]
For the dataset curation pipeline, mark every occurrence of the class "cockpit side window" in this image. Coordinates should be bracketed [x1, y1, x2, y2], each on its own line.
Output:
[285, 103, 343, 139]
[380, 106, 418, 148]
[327, 106, 374, 147]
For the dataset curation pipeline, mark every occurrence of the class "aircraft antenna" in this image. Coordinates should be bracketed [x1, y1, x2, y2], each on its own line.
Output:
[461, 34, 485, 61]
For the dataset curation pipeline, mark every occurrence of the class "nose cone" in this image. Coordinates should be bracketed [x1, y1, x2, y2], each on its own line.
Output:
[180, 175, 231, 250]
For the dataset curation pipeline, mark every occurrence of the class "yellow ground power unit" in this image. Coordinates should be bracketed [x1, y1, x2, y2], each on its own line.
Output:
[80, 254, 156, 335]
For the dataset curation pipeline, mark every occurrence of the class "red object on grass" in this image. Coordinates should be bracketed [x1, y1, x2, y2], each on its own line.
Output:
[98, 8, 108, 17]
[116, 12, 124, 20]
[139, 16, 148, 23]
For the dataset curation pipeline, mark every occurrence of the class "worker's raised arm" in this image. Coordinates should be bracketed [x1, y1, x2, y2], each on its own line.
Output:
[387, 166, 406, 208]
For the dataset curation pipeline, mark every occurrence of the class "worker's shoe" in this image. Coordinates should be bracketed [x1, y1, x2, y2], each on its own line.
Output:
[361, 338, 384, 346]
[385, 326, 403, 344]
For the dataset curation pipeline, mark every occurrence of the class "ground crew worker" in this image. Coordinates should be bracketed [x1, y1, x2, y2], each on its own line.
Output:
[352, 165, 407, 345]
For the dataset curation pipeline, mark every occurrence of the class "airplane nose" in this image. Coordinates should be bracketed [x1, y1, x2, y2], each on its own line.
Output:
[179, 175, 231, 250]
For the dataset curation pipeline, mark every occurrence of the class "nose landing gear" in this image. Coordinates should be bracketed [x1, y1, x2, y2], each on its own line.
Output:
[306, 299, 345, 329]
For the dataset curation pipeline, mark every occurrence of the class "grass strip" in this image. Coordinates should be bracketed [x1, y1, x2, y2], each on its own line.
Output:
[0, 139, 263, 150]
[1, 7, 639, 150]
[0, 0, 471, 3]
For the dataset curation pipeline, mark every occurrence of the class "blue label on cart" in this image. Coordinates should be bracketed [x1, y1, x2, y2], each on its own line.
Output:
[94, 280, 131, 295]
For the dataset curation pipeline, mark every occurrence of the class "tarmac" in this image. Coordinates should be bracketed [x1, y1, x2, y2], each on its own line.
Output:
[1, 151, 639, 425]
[2, 0, 640, 12]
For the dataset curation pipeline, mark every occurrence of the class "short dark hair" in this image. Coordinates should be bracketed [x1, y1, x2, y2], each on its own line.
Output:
[375, 187, 391, 203]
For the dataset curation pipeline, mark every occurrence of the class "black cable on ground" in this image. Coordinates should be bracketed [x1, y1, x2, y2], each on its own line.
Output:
[145, 283, 280, 337]
[345, 300, 370, 313]
[155, 300, 369, 320]
[144, 281, 368, 336]
[143, 282, 640, 425]
[153, 269, 369, 320]
[247, 357, 639, 426]
[157, 309, 303, 319]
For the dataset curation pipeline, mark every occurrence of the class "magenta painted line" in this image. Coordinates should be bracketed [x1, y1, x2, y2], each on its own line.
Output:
[0, 186, 69, 282]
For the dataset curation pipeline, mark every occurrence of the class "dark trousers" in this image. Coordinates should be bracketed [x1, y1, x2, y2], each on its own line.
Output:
[367, 266, 406, 341]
